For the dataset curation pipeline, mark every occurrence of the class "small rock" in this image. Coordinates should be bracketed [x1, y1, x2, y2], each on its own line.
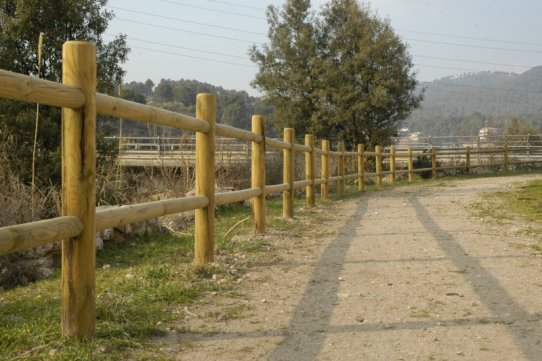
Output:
[102, 264, 111, 269]
[95, 236, 104, 251]
[355, 316, 365, 323]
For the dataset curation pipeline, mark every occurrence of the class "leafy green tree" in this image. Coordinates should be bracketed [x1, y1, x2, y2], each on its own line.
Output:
[249, 0, 318, 137]
[0, 0, 129, 185]
[219, 91, 252, 129]
[250, 0, 421, 147]
[504, 116, 540, 136]
[124, 79, 154, 98]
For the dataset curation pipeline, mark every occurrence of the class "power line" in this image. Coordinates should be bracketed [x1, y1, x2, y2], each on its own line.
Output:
[108, 6, 265, 36]
[114, 17, 542, 66]
[115, 17, 257, 44]
[206, 0, 266, 12]
[157, 0, 266, 20]
[104, 33, 248, 59]
[399, 28, 542, 47]
[405, 37, 542, 54]
[129, 45, 255, 67]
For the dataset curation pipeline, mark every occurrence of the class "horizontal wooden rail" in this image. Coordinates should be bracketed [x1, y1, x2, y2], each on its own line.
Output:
[0, 69, 85, 109]
[313, 148, 326, 155]
[314, 178, 327, 186]
[265, 137, 291, 150]
[293, 180, 312, 189]
[0, 216, 83, 256]
[264, 183, 290, 194]
[509, 159, 542, 165]
[344, 173, 359, 180]
[95, 196, 209, 231]
[434, 151, 468, 156]
[413, 167, 433, 173]
[96, 94, 209, 133]
[216, 124, 262, 143]
[439, 165, 469, 170]
[293, 144, 311, 153]
[215, 188, 261, 206]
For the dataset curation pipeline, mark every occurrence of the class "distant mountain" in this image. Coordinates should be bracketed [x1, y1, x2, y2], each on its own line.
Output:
[402, 67, 542, 136]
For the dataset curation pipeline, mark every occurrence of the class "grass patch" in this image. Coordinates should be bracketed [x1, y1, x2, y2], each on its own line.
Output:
[0, 186, 364, 360]
[0, 232, 225, 360]
[470, 177, 542, 253]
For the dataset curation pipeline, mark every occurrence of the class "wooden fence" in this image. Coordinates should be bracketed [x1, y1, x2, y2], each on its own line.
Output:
[1, 41, 542, 340]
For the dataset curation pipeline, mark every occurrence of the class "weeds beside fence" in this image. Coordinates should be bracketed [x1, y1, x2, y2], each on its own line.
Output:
[1, 41, 542, 340]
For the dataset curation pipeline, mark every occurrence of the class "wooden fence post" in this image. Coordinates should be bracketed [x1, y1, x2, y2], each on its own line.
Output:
[338, 142, 345, 194]
[61, 41, 97, 339]
[375, 145, 382, 187]
[283, 128, 294, 218]
[431, 147, 437, 179]
[321, 140, 330, 199]
[357, 144, 364, 191]
[390, 146, 396, 183]
[408, 147, 414, 183]
[251, 115, 265, 234]
[305, 134, 315, 207]
[504, 143, 509, 172]
[195, 93, 216, 265]
[466, 146, 471, 175]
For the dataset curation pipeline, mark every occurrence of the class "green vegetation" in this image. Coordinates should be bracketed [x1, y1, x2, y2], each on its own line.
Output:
[122, 78, 274, 136]
[476, 180, 542, 223]
[0, 193, 356, 360]
[472, 178, 542, 253]
[0, 0, 129, 186]
[249, 0, 421, 147]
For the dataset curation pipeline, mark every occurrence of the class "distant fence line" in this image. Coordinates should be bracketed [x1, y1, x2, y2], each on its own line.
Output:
[1, 41, 542, 341]
[391, 134, 542, 150]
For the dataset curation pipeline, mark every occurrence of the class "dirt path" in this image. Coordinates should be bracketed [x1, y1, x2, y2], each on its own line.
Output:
[154, 174, 542, 361]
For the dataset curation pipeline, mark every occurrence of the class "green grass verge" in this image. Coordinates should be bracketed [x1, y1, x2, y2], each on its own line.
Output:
[470, 176, 542, 254]
[0, 189, 363, 361]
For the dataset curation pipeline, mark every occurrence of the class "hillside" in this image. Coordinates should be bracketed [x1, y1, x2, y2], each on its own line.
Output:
[118, 79, 274, 137]
[403, 67, 542, 136]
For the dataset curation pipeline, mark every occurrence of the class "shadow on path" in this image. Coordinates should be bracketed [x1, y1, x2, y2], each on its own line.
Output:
[268, 199, 368, 361]
[410, 197, 542, 360]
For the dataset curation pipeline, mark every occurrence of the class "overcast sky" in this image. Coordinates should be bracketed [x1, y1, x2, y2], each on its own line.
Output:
[106, 0, 542, 95]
